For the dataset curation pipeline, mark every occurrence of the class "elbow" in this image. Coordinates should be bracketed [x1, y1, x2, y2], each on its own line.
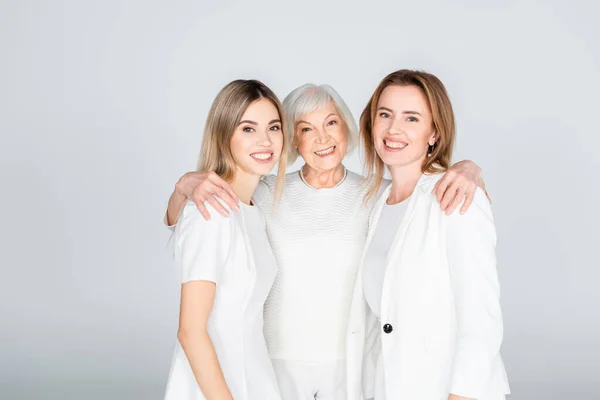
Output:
[177, 326, 206, 347]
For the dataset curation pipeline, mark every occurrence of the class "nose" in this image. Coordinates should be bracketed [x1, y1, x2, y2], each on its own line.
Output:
[315, 127, 330, 144]
[257, 129, 273, 146]
[388, 117, 404, 135]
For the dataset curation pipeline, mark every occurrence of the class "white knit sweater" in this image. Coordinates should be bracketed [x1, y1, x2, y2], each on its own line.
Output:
[253, 170, 374, 361]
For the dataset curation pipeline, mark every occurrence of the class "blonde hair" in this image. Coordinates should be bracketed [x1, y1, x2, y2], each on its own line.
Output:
[282, 84, 358, 164]
[361, 69, 456, 201]
[198, 79, 289, 200]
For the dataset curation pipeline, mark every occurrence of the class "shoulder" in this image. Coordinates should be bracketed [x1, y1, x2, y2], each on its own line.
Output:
[416, 173, 493, 219]
[345, 170, 382, 197]
[177, 200, 234, 238]
[417, 172, 445, 193]
[253, 174, 278, 205]
[261, 174, 278, 189]
[345, 170, 364, 184]
[444, 187, 495, 235]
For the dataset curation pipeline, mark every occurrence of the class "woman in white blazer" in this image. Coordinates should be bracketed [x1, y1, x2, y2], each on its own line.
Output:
[346, 70, 510, 400]
[164, 79, 289, 400]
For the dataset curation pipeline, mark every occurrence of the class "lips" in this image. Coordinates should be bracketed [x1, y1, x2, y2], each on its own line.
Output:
[314, 146, 336, 156]
[250, 152, 274, 162]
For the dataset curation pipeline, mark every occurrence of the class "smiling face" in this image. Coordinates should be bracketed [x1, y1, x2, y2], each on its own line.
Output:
[372, 84, 437, 169]
[295, 101, 348, 172]
[230, 98, 284, 177]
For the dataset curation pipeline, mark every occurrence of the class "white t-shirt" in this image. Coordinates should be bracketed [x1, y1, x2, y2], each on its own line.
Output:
[164, 201, 281, 400]
[363, 199, 410, 319]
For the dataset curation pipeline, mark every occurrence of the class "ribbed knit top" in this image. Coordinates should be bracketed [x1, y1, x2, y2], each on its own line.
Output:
[253, 170, 373, 361]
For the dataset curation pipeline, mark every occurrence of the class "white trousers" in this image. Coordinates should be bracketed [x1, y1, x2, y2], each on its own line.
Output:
[271, 359, 347, 400]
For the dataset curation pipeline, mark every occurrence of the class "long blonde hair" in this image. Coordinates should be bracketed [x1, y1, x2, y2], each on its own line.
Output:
[198, 79, 289, 200]
[361, 69, 456, 201]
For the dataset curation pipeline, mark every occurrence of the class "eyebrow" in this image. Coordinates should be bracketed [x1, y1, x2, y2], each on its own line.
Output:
[238, 119, 281, 126]
[377, 106, 422, 116]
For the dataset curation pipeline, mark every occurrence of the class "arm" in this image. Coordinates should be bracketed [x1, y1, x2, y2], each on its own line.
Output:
[175, 202, 235, 398]
[165, 171, 240, 225]
[446, 188, 504, 399]
[178, 281, 233, 400]
[433, 160, 490, 215]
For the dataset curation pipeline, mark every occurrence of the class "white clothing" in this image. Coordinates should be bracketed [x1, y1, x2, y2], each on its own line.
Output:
[254, 170, 372, 362]
[363, 200, 410, 319]
[346, 174, 510, 400]
[164, 201, 281, 400]
[271, 359, 347, 400]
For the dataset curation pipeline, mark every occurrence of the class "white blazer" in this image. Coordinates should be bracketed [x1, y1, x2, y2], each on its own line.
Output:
[346, 173, 510, 400]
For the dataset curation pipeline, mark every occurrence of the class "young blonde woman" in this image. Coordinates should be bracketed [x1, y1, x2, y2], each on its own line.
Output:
[163, 79, 288, 400]
[346, 70, 510, 400]
[164, 83, 486, 400]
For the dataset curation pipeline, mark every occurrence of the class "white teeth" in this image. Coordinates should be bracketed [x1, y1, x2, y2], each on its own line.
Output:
[385, 140, 407, 149]
[251, 153, 272, 160]
[315, 146, 335, 156]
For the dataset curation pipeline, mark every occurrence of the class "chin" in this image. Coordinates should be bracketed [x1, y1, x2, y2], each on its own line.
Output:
[256, 165, 276, 176]
[310, 157, 343, 171]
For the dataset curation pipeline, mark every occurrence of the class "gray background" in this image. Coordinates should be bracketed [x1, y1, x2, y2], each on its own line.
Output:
[1, 0, 598, 399]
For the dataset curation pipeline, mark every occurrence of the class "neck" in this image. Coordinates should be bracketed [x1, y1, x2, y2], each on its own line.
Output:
[301, 163, 345, 189]
[387, 159, 424, 205]
[231, 168, 261, 205]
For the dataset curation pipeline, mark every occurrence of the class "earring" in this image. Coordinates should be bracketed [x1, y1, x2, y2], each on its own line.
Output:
[427, 143, 435, 156]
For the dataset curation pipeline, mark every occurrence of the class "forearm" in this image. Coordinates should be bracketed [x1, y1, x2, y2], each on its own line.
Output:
[448, 395, 474, 400]
[178, 330, 233, 399]
[166, 189, 188, 226]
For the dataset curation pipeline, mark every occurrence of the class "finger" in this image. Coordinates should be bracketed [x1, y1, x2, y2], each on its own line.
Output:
[195, 198, 211, 221]
[434, 175, 451, 203]
[208, 173, 240, 211]
[208, 172, 239, 201]
[460, 189, 475, 214]
[432, 179, 441, 196]
[212, 187, 239, 212]
[191, 181, 220, 208]
[440, 183, 460, 210]
[445, 187, 465, 215]
[205, 195, 230, 218]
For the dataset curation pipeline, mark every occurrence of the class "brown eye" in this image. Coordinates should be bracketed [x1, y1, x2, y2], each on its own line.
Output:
[243, 126, 254, 133]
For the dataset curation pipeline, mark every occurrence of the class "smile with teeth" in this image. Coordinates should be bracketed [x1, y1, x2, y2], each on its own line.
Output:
[314, 146, 336, 156]
[250, 152, 273, 161]
[384, 140, 408, 149]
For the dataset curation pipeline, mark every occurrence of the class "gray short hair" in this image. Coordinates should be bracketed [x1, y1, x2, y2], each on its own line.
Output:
[282, 84, 358, 164]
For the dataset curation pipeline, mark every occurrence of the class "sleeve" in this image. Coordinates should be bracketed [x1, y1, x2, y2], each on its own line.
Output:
[175, 201, 233, 284]
[446, 188, 504, 398]
[163, 212, 176, 232]
[362, 305, 381, 399]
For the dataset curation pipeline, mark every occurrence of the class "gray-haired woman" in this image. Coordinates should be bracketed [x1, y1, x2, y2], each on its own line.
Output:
[165, 83, 487, 400]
